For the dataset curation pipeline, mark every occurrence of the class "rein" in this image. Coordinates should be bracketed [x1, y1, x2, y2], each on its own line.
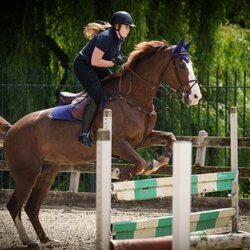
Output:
[109, 76, 154, 116]
[109, 66, 157, 115]
[126, 67, 157, 91]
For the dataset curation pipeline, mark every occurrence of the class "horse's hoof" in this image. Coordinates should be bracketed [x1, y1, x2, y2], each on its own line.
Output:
[111, 168, 120, 179]
[27, 244, 39, 250]
[42, 239, 61, 247]
[144, 161, 153, 175]
[144, 159, 160, 175]
[23, 239, 38, 247]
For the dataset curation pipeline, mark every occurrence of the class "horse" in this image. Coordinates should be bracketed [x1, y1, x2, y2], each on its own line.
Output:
[0, 38, 202, 247]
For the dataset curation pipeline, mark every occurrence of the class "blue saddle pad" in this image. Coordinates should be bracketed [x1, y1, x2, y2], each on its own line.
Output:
[49, 104, 78, 121]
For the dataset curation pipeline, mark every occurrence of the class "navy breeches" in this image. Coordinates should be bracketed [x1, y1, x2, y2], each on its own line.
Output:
[74, 54, 112, 106]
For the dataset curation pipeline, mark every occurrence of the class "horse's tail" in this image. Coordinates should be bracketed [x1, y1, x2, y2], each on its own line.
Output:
[0, 116, 12, 139]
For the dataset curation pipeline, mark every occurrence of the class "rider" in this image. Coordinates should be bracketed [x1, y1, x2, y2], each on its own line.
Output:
[74, 11, 135, 147]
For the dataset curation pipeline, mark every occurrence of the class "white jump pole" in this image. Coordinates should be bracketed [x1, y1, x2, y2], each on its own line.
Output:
[96, 109, 112, 250]
[173, 141, 192, 250]
[230, 107, 239, 232]
[103, 109, 112, 133]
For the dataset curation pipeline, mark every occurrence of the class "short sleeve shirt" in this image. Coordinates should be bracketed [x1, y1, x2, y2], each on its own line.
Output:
[80, 27, 124, 65]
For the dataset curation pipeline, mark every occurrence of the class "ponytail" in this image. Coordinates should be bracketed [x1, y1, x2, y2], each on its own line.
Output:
[83, 22, 111, 40]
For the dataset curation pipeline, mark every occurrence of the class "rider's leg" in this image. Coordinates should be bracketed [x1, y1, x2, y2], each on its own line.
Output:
[74, 56, 107, 147]
[96, 67, 112, 80]
[79, 98, 98, 147]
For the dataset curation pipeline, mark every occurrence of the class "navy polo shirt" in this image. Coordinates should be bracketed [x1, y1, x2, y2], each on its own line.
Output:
[80, 27, 124, 65]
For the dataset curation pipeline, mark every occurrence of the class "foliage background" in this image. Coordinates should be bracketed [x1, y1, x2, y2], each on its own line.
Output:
[0, 0, 249, 76]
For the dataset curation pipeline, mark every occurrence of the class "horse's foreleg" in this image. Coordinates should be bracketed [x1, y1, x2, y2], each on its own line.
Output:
[113, 141, 147, 181]
[140, 130, 176, 175]
[24, 164, 60, 245]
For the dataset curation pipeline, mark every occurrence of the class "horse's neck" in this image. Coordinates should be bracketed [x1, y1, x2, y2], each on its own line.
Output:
[105, 52, 168, 111]
[103, 77, 118, 96]
[134, 50, 169, 85]
[128, 73, 155, 109]
[125, 59, 164, 108]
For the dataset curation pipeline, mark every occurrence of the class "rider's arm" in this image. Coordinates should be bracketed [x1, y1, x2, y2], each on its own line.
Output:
[91, 47, 115, 67]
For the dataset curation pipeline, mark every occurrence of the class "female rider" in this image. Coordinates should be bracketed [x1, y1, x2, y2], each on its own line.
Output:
[74, 11, 135, 147]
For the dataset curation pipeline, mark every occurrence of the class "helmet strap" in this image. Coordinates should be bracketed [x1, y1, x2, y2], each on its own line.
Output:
[118, 30, 124, 39]
[114, 24, 124, 39]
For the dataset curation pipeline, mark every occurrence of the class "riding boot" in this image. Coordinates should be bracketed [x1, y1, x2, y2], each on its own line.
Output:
[79, 98, 98, 147]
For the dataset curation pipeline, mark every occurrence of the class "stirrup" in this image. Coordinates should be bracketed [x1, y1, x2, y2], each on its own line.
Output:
[79, 132, 93, 147]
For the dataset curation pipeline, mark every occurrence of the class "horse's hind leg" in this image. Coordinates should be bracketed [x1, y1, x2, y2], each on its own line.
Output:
[24, 163, 60, 244]
[7, 171, 41, 246]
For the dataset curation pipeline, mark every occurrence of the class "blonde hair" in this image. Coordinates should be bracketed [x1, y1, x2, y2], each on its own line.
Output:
[83, 22, 112, 40]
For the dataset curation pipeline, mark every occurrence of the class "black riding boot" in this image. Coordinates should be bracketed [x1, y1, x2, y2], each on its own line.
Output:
[79, 98, 98, 147]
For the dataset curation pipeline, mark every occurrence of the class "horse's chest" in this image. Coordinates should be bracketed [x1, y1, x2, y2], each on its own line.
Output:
[127, 112, 157, 141]
[96, 107, 157, 145]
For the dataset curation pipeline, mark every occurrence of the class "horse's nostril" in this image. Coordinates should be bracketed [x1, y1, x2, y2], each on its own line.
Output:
[194, 94, 198, 99]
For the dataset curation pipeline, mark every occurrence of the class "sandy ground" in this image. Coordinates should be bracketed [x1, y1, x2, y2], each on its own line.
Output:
[0, 204, 250, 250]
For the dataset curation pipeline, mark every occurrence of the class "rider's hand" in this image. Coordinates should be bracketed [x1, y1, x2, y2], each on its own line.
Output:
[112, 55, 125, 66]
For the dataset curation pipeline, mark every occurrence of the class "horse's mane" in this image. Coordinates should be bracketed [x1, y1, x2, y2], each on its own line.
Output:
[110, 40, 170, 79]
[126, 40, 169, 67]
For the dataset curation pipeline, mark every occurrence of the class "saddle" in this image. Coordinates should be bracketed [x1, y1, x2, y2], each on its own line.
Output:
[59, 91, 89, 121]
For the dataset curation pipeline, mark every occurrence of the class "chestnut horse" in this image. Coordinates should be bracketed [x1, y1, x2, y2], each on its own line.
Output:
[0, 38, 201, 246]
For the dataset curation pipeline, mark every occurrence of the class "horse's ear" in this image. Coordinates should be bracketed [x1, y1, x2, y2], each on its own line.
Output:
[173, 37, 185, 54]
[183, 39, 193, 51]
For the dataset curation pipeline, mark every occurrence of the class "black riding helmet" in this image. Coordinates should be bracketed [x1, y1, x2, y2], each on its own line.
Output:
[111, 11, 136, 27]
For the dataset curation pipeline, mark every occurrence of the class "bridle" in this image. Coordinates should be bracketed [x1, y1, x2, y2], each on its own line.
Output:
[161, 52, 199, 102]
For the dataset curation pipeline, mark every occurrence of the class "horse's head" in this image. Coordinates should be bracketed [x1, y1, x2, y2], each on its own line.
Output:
[114, 39, 201, 107]
[161, 38, 202, 106]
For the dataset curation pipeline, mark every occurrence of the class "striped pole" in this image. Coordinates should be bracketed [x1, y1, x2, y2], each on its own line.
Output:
[230, 107, 239, 232]
[173, 141, 192, 250]
[96, 109, 112, 250]
[111, 171, 235, 201]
